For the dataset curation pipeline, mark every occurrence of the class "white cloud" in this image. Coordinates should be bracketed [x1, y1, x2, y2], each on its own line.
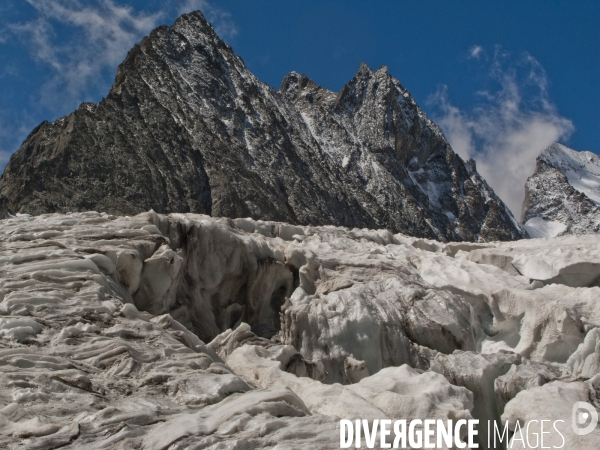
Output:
[10, 18, 61, 70]
[7, 0, 237, 111]
[429, 47, 574, 219]
[179, 0, 238, 40]
[469, 45, 483, 59]
[11, 0, 163, 109]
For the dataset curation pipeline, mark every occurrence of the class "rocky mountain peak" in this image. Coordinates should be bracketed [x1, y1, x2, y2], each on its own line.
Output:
[522, 143, 600, 238]
[280, 71, 321, 103]
[356, 61, 373, 76]
[0, 11, 525, 242]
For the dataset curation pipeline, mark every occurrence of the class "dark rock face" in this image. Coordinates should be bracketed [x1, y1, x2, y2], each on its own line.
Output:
[522, 143, 600, 236]
[0, 11, 525, 242]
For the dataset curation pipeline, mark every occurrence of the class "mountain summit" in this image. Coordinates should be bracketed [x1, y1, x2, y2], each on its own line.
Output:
[522, 142, 600, 238]
[0, 11, 525, 242]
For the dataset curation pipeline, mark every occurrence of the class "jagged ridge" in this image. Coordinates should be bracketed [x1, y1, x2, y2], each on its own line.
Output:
[0, 11, 525, 242]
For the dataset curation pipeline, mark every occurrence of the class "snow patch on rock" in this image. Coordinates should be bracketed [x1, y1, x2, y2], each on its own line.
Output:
[523, 217, 567, 239]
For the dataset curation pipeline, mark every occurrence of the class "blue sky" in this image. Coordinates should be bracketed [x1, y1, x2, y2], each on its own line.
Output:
[0, 1, 598, 213]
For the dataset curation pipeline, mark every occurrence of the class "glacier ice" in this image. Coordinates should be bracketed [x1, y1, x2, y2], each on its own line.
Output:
[0, 211, 598, 448]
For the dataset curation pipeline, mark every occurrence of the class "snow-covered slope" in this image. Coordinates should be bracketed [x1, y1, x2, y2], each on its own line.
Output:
[0, 11, 524, 243]
[522, 143, 600, 237]
[541, 143, 600, 205]
[0, 211, 598, 449]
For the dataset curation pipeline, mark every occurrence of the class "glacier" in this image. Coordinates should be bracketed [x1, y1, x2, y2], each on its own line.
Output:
[0, 211, 598, 449]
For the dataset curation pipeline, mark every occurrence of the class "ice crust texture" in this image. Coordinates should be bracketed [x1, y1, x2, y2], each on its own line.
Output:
[522, 143, 600, 238]
[0, 211, 598, 449]
[0, 11, 525, 243]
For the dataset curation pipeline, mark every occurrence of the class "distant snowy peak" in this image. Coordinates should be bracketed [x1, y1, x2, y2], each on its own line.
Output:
[539, 143, 600, 206]
[522, 143, 600, 238]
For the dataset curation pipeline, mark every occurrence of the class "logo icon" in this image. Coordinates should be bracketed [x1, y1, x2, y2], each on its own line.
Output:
[571, 401, 598, 436]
